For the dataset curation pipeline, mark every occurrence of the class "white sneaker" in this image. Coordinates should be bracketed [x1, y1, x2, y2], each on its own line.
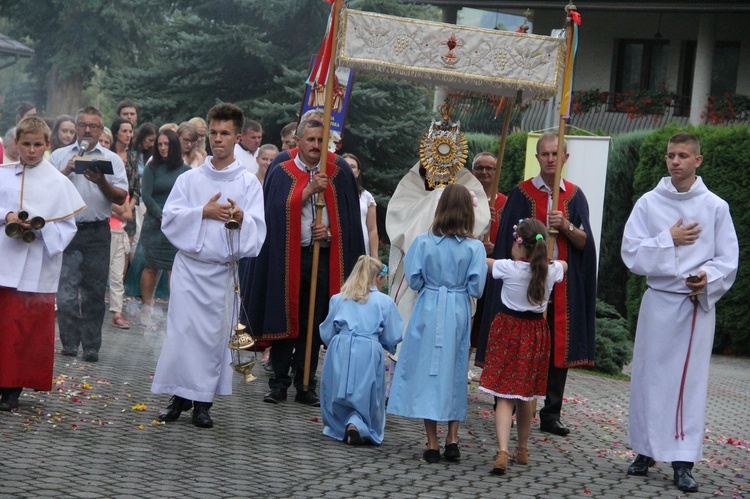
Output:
[139, 305, 153, 327]
[467, 369, 481, 383]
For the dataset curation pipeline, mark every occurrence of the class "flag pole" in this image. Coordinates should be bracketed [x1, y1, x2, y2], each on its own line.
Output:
[547, 1, 577, 260]
[303, 0, 342, 392]
[484, 96, 513, 243]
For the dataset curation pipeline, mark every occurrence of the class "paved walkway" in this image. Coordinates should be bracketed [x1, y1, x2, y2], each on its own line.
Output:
[1, 302, 749, 498]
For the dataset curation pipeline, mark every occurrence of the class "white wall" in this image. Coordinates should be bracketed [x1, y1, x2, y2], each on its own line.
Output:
[529, 10, 750, 96]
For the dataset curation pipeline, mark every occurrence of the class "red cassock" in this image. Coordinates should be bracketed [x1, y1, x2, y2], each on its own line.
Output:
[0, 287, 56, 391]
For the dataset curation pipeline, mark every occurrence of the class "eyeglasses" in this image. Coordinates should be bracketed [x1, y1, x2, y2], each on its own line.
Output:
[181, 137, 197, 144]
[77, 122, 102, 130]
[473, 166, 496, 172]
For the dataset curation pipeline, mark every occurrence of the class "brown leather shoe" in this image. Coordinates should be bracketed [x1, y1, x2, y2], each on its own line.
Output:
[492, 451, 509, 475]
[514, 446, 529, 465]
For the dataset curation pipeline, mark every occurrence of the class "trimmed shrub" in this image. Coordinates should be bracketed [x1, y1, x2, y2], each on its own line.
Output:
[593, 300, 633, 375]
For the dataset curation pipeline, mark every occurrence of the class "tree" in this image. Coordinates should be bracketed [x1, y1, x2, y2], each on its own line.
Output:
[0, 0, 159, 117]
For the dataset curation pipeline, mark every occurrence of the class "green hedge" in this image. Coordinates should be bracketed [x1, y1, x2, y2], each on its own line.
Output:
[625, 124, 750, 354]
[597, 130, 651, 316]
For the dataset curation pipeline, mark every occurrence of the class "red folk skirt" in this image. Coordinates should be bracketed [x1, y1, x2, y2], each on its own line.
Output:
[479, 308, 551, 401]
[0, 286, 56, 391]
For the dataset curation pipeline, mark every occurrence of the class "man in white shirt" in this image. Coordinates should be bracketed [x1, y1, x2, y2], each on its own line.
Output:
[49, 106, 128, 363]
[233, 119, 262, 174]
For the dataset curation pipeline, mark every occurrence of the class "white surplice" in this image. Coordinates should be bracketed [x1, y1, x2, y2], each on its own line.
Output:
[621, 176, 738, 462]
[385, 163, 490, 359]
[151, 158, 266, 403]
[0, 161, 85, 293]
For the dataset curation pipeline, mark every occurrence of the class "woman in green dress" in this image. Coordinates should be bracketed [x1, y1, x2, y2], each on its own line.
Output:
[139, 129, 190, 323]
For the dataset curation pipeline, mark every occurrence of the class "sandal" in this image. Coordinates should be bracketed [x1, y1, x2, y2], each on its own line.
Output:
[113, 315, 130, 329]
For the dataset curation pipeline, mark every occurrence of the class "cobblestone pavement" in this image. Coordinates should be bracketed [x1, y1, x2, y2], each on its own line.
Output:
[1, 301, 749, 498]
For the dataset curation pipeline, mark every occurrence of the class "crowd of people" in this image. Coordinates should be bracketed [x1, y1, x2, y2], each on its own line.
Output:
[0, 95, 738, 494]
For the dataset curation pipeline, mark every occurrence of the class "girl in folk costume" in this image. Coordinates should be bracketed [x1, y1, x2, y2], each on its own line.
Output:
[0, 116, 85, 411]
[320, 255, 403, 446]
[479, 218, 567, 475]
[387, 184, 487, 464]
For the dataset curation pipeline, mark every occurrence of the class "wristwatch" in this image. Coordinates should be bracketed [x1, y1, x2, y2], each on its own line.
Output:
[568, 223, 575, 233]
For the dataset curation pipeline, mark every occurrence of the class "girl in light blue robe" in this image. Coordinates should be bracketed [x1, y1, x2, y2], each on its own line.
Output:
[387, 184, 487, 464]
[320, 256, 404, 445]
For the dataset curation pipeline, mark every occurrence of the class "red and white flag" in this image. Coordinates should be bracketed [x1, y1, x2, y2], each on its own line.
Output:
[307, 0, 338, 86]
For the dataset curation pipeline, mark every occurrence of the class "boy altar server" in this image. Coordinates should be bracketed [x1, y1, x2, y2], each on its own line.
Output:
[151, 103, 266, 428]
[622, 132, 738, 493]
[0, 117, 85, 411]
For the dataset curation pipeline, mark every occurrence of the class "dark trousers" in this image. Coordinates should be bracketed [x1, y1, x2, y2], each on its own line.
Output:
[269, 247, 330, 393]
[56, 222, 111, 354]
[539, 294, 569, 423]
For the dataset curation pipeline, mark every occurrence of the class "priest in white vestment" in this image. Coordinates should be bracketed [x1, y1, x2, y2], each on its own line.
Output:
[151, 104, 266, 428]
[621, 133, 738, 494]
[386, 162, 490, 353]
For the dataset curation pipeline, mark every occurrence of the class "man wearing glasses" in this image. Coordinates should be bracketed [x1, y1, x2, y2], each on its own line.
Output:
[50, 106, 128, 363]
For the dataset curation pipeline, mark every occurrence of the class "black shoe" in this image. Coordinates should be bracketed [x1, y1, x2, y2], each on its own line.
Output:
[443, 443, 461, 462]
[60, 349, 78, 357]
[82, 350, 99, 362]
[346, 424, 364, 445]
[0, 388, 22, 411]
[627, 454, 656, 476]
[673, 462, 699, 492]
[423, 449, 440, 464]
[294, 389, 320, 407]
[263, 388, 287, 404]
[540, 420, 570, 436]
[158, 395, 193, 422]
[192, 402, 214, 428]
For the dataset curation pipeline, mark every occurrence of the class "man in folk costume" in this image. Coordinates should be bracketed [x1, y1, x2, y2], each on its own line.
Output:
[248, 118, 363, 407]
[622, 133, 738, 494]
[476, 132, 597, 436]
[0, 117, 85, 411]
[151, 104, 266, 428]
[469, 152, 507, 372]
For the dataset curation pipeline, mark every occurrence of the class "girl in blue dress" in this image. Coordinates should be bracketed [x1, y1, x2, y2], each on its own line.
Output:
[320, 255, 404, 445]
[387, 184, 487, 464]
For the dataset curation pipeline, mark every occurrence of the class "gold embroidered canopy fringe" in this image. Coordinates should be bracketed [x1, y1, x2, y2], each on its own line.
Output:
[337, 9, 566, 100]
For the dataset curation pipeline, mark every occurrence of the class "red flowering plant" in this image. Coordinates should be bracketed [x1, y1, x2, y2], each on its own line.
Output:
[612, 89, 678, 120]
[702, 93, 750, 125]
[570, 89, 608, 116]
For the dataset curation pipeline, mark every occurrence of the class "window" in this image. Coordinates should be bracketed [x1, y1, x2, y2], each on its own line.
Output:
[712, 42, 740, 95]
[613, 39, 669, 94]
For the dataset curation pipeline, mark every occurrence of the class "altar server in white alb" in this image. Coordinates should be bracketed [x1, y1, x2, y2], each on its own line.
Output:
[151, 103, 266, 428]
[621, 132, 738, 494]
[0, 117, 85, 411]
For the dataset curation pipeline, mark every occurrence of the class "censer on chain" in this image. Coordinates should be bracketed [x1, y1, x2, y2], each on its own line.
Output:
[224, 207, 257, 382]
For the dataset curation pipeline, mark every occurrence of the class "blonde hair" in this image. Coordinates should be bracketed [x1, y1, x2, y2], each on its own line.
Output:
[159, 122, 178, 133]
[16, 116, 51, 142]
[188, 117, 208, 154]
[340, 255, 385, 303]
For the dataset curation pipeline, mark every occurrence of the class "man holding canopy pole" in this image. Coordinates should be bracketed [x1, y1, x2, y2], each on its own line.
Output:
[476, 132, 597, 437]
